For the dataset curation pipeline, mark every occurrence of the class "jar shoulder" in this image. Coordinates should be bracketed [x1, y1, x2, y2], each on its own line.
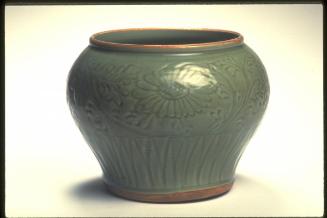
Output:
[70, 44, 268, 83]
[67, 44, 269, 137]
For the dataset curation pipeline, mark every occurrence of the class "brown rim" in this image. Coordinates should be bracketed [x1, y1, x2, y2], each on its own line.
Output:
[89, 28, 243, 51]
[106, 182, 234, 203]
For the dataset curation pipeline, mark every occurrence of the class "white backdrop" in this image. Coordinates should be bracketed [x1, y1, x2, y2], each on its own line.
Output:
[5, 4, 323, 217]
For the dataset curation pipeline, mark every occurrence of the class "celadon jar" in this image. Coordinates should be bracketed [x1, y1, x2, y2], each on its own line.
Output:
[67, 28, 270, 202]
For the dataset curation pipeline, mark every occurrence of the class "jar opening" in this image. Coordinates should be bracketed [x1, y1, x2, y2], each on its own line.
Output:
[90, 28, 243, 52]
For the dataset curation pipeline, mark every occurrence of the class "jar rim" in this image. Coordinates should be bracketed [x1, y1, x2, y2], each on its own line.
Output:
[89, 28, 244, 52]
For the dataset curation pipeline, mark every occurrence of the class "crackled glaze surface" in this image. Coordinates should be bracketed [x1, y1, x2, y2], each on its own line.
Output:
[67, 41, 269, 195]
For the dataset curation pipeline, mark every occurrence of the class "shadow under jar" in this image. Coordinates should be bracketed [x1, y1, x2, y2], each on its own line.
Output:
[67, 28, 270, 203]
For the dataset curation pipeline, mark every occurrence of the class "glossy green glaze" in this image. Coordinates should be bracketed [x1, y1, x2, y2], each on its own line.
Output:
[67, 29, 269, 196]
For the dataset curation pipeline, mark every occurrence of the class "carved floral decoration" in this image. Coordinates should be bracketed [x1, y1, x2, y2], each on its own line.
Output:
[132, 62, 218, 119]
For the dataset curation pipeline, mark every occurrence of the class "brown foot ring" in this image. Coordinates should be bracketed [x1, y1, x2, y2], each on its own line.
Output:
[106, 182, 234, 203]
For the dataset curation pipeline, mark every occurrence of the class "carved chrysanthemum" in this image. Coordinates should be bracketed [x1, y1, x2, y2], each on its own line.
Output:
[132, 63, 218, 118]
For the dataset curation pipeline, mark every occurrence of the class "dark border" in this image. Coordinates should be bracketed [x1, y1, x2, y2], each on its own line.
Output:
[3, 0, 324, 5]
[2, 1, 325, 218]
[323, 1, 326, 218]
[1, 0, 4, 218]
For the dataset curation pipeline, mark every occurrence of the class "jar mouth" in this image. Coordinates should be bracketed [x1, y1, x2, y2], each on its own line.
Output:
[90, 28, 243, 52]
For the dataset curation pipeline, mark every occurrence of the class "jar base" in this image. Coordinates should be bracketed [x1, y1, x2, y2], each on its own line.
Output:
[104, 182, 234, 203]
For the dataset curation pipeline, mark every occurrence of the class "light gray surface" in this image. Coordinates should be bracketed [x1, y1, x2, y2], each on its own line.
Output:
[5, 4, 323, 217]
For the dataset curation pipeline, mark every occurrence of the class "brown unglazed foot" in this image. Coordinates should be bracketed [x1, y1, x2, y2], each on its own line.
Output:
[105, 182, 234, 203]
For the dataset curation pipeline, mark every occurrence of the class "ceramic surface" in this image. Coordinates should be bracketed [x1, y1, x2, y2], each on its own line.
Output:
[67, 28, 269, 202]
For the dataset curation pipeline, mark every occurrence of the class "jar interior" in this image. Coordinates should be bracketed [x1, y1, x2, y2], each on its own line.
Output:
[94, 29, 240, 45]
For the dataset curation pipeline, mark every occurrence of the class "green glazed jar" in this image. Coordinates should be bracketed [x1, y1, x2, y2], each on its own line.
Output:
[67, 28, 269, 202]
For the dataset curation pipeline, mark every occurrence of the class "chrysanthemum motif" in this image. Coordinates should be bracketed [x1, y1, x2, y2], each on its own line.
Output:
[133, 63, 218, 118]
[247, 79, 269, 115]
[67, 86, 80, 122]
[212, 56, 242, 77]
[244, 53, 266, 76]
[90, 60, 138, 112]
[85, 100, 107, 131]
[93, 76, 128, 110]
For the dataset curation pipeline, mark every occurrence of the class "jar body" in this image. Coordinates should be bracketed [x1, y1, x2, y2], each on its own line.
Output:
[67, 43, 269, 202]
